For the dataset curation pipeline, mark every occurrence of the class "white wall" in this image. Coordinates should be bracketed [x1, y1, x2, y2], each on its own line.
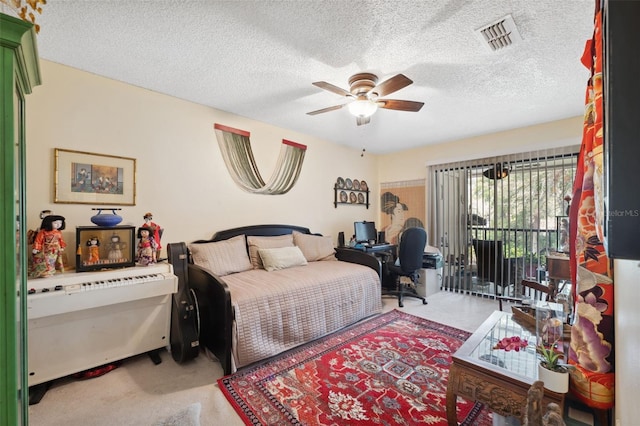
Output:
[26, 60, 380, 263]
[613, 259, 639, 426]
[377, 116, 584, 183]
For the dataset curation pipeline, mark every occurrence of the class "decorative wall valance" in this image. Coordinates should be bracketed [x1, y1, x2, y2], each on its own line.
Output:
[214, 123, 307, 195]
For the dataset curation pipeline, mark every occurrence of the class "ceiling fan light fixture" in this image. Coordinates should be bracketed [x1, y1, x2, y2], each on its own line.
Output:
[308, 72, 420, 125]
[347, 99, 378, 118]
[483, 163, 509, 179]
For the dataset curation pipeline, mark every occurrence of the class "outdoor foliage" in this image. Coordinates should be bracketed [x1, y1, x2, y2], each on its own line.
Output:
[469, 158, 576, 261]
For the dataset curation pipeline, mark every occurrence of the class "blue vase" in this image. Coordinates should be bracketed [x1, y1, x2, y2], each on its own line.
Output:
[91, 208, 123, 227]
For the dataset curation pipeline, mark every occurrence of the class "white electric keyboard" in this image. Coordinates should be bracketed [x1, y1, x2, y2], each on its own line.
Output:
[27, 265, 176, 319]
[27, 263, 178, 387]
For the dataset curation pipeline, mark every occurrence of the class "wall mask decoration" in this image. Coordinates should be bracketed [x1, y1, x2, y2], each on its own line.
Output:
[214, 123, 307, 195]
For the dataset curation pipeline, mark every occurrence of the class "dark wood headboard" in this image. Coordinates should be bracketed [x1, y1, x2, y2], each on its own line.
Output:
[192, 224, 312, 245]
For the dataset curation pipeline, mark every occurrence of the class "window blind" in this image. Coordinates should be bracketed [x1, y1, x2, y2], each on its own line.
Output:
[429, 146, 579, 297]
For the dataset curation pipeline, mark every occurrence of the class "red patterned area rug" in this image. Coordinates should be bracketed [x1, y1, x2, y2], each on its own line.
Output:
[218, 309, 492, 425]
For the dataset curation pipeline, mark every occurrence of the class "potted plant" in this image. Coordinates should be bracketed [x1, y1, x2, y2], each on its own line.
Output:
[536, 342, 569, 393]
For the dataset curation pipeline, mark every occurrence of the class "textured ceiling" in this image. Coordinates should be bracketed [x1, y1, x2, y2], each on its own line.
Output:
[32, 0, 594, 154]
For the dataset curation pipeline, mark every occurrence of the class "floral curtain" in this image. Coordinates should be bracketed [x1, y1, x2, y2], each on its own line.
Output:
[568, 1, 614, 410]
[214, 123, 306, 195]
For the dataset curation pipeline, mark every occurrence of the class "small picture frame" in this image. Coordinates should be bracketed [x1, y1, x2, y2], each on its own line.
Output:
[75, 225, 135, 272]
[55, 148, 136, 205]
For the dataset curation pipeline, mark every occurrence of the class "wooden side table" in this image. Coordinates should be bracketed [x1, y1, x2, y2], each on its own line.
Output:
[446, 311, 565, 425]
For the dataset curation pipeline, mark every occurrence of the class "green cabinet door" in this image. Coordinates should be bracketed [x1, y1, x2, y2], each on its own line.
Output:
[0, 13, 41, 426]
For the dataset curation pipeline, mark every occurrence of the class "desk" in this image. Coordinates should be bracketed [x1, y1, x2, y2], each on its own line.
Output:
[349, 243, 396, 255]
[336, 245, 396, 288]
[446, 311, 565, 425]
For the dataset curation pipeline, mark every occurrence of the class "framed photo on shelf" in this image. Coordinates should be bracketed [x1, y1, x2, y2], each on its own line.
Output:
[75, 225, 135, 272]
[54, 148, 136, 205]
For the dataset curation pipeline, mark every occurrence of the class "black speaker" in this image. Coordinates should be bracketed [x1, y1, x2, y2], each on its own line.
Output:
[338, 231, 345, 247]
[377, 231, 385, 244]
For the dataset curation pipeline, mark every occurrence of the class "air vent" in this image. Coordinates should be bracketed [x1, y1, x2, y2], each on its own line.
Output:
[475, 14, 522, 51]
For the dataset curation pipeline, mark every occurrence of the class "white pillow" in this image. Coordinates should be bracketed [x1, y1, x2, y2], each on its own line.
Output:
[292, 231, 336, 262]
[258, 246, 308, 272]
[247, 234, 294, 269]
[189, 234, 252, 276]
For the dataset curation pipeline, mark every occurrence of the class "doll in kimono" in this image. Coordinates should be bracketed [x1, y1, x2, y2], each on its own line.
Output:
[30, 215, 67, 278]
[136, 227, 157, 266]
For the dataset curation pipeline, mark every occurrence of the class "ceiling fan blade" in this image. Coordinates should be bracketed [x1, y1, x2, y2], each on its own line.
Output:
[378, 99, 424, 112]
[356, 116, 370, 126]
[312, 81, 353, 97]
[369, 74, 412, 97]
[306, 104, 346, 115]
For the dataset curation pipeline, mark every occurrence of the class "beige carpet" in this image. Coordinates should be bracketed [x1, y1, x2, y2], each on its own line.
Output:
[154, 402, 201, 426]
[28, 291, 500, 426]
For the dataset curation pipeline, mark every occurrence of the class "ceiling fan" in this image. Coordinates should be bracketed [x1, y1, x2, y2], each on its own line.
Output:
[307, 72, 424, 126]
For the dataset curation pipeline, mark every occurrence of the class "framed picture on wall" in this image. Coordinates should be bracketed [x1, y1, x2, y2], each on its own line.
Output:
[54, 148, 136, 205]
[380, 179, 426, 246]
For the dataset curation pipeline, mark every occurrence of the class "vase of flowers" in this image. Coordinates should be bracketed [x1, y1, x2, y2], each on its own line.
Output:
[537, 342, 569, 393]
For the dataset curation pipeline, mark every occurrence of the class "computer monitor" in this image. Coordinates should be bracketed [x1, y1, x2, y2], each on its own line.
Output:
[354, 221, 377, 243]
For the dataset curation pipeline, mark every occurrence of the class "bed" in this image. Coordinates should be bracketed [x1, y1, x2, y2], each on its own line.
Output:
[169, 224, 383, 374]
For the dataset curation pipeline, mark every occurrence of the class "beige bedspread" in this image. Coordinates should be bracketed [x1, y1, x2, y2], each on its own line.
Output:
[221, 260, 381, 368]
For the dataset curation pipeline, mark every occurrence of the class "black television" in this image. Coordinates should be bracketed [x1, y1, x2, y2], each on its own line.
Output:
[354, 221, 377, 243]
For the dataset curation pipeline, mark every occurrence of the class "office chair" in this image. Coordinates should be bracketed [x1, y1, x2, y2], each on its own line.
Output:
[384, 227, 428, 308]
[471, 239, 512, 296]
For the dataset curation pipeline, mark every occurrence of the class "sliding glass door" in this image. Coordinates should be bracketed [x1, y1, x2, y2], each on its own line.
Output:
[431, 147, 578, 297]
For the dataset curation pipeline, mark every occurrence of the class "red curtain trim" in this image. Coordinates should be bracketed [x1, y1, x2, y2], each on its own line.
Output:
[282, 139, 307, 150]
[214, 123, 250, 137]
